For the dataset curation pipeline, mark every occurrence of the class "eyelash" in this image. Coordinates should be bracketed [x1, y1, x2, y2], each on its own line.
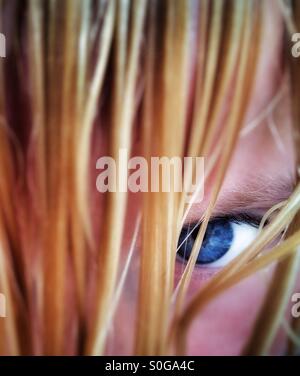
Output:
[177, 214, 262, 268]
[217, 213, 262, 227]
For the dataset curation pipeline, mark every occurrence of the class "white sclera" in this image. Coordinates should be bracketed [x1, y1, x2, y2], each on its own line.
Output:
[205, 222, 259, 268]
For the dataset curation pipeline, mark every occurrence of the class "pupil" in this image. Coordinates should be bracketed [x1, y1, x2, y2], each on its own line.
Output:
[177, 219, 234, 264]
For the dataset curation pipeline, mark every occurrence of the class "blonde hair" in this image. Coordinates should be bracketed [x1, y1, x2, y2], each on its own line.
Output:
[0, 0, 299, 355]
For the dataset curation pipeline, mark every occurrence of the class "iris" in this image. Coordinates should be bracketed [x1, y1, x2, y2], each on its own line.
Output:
[177, 218, 234, 264]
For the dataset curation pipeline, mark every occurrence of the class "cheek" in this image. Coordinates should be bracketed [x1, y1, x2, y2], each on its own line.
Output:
[175, 262, 287, 355]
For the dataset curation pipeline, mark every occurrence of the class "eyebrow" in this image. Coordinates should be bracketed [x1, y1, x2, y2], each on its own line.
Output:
[185, 174, 295, 224]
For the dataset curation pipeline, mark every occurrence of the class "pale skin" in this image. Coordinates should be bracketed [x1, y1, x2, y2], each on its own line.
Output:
[100, 1, 298, 355]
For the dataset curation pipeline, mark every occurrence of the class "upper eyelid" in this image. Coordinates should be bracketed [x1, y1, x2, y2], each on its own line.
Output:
[184, 177, 293, 226]
[212, 213, 263, 228]
[182, 213, 263, 233]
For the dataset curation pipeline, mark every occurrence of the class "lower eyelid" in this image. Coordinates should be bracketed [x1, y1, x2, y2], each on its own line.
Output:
[174, 260, 219, 289]
[190, 266, 220, 279]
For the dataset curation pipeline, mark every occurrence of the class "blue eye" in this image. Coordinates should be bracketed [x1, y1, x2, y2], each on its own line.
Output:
[177, 218, 259, 267]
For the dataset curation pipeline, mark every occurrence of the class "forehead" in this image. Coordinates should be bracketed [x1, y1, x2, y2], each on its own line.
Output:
[184, 2, 295, 224]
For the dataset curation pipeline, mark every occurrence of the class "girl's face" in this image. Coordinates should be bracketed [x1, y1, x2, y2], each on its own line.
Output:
[100, 2, 297, 355]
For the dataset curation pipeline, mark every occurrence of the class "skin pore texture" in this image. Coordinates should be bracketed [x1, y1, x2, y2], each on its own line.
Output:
[99, 2, 297, 355]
